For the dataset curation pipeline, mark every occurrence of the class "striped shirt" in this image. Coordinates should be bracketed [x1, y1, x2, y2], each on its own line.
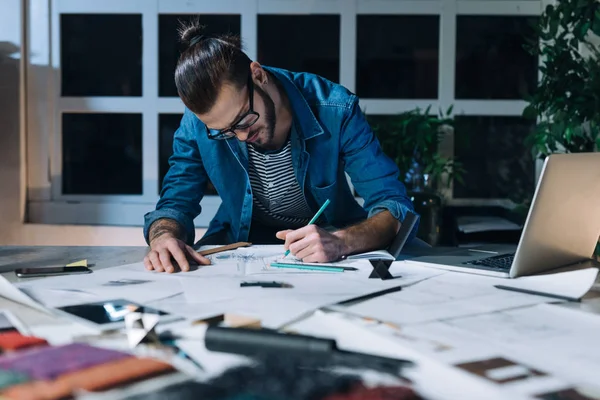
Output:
[248, 139, 314, 229]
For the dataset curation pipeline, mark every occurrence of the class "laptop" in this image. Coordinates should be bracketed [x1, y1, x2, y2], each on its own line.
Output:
[407, 153, 600, 278]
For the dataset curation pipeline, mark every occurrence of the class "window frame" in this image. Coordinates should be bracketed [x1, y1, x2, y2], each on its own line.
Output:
[26, 0, 546, 225]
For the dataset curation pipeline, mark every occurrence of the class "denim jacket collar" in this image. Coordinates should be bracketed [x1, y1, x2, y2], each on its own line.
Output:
[264, 66, 325, 140]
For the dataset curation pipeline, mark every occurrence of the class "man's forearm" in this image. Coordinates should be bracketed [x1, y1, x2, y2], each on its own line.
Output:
[148, 218, 187, 246]
[333, 211, 400, 256]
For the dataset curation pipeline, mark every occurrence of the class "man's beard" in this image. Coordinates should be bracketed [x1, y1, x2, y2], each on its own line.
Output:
[249, 85, 277, 150]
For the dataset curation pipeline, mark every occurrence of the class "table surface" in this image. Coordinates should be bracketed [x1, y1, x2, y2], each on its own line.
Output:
[0, 246, 149, 282]
[2, 244, 599, 308]
[1, 245, 600, 400]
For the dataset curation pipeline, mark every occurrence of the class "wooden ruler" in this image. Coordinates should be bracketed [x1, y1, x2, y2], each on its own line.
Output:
[198, 242, 252, 256]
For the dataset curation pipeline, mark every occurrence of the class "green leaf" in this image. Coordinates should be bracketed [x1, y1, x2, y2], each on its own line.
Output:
[549, 17, 559, 37]
[580, 21, 591, 38]
[522, 104, 538, 120]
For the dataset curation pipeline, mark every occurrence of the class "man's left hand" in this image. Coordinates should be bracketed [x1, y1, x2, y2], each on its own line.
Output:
[276, 225, 346, 262]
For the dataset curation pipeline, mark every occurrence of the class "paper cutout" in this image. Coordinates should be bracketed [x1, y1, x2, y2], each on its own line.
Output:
[66, 260, 87, 268]
[124, 312, 160, 348]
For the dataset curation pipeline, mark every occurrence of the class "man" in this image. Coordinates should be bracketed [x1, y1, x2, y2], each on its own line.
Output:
[143, 22, 419, 273]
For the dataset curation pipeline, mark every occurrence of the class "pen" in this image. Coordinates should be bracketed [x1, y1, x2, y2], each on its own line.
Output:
[240, 281, 293, 288]
[493, 285, 580, 302]
[284, 199, 331, 258]
[270, 262, 358, 273]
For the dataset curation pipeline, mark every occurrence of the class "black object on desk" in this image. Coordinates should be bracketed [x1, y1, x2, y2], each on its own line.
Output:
[204, 326, 414, 376]
[494, 284, 580, 302]
[240, 281, 293, 288]
[368, 259, 394, 280]
[367, 211, 419, 281]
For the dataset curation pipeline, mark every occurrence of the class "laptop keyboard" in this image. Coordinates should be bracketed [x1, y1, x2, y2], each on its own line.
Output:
[463, 253, 515, 271]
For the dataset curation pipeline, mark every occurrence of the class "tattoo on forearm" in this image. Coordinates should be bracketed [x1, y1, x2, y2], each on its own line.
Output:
[149, 218, 186, 244]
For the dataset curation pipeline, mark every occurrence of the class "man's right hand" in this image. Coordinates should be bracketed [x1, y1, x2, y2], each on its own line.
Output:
[144, 234, 210, 273]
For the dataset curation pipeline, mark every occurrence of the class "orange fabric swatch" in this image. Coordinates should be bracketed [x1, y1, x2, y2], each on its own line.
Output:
[3, 356, 174, 400]
[0, 332, 48, 352]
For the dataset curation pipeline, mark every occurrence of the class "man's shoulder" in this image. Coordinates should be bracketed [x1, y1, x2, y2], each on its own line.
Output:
[266, 66, 357, 110]
[173, 108, 201, 138]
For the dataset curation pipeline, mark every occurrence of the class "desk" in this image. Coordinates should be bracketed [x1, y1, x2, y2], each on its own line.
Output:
[1, 244, 599, 331]
[0, 245, 599, 400]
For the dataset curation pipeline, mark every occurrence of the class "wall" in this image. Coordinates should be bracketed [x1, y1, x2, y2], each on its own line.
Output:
[0, 0, 208, 246]
[0, 0, 25, 242]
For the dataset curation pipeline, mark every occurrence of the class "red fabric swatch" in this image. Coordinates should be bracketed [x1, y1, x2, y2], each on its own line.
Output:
[0, 331, 48, 352]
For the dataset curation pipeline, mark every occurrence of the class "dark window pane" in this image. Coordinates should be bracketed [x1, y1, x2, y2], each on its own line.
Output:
[357, 15, 439, 99]
[453, 116, 535, 201]
[159, 15, 241, 97]
[159, 114, 217, 195]
[61, 14, 142, 96]
[62, 113, 142, 194]
[258, 15, 340, 83]
[456, 16, 539, 99]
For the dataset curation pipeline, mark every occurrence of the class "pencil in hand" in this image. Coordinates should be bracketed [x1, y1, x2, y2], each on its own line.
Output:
[283, 199, 331, 258]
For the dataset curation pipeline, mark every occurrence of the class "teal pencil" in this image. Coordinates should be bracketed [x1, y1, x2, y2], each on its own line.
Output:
[270, 262, 345, 273]
[283, 199, 331, 257]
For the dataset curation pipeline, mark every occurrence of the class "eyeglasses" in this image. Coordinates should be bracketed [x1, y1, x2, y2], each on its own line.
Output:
[206, 75, 260, 140]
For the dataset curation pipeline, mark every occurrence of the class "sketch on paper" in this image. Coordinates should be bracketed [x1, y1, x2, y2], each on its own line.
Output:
[102, 279, 152, 287]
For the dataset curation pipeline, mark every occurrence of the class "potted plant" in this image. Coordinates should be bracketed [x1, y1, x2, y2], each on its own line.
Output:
[523, 0, 600, 157]
[368, 106, 465, 245]
[523, 0, 600, 255]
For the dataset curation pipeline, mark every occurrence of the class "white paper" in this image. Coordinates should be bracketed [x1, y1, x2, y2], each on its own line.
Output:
[497, 267, 599, 300]
[0, 275, 52, 314]
[337, 271, 560, 326]
[322, 312, 579, 399]
[19, 287, 101, 308]
[16, 268, 184, 307]
[346, 249, 394, 260]
[288, 311, 530, 400]
[177, 261, 444, 328]
[0, 309, 31, 334]
[439, 303, 600, 387]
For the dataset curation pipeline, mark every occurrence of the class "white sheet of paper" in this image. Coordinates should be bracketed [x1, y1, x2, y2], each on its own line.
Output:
[439, 303, 600, 387]
[0, 275, 51, 314]
[337, 271, 561, 326]
[346, 249, 394, 260]
[16, 268, 184, 307]
[315, 311, 578, 399]
[498, 267, 599, 300]
[176, 261, 444, 328]
[287, 311, 524, 400]
[19, 287, 100, 308]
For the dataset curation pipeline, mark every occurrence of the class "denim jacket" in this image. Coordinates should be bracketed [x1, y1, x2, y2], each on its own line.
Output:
[144, 66, 419, 245]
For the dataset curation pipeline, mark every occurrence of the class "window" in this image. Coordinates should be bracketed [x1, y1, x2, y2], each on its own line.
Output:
[356, 15, 439, 99]
[61, 14, 142, 96]
[27, 0, 543, 226]
[453, 116, 535, 201]
[257, 15, 340, 83]
[456, 16, 539, 99]
[63, 113, 143, 195]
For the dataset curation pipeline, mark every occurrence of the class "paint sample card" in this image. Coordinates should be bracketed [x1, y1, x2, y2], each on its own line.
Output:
[455, 357, 546, 384]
